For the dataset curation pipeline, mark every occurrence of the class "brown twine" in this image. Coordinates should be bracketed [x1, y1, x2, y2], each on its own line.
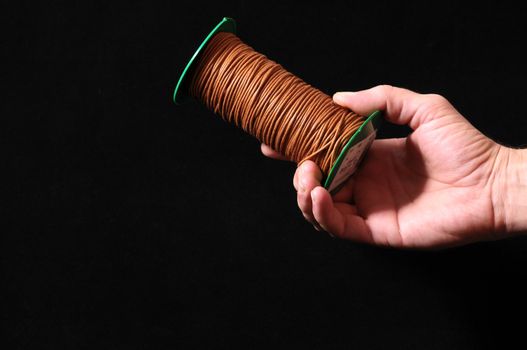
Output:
[189, 32, 364, 177]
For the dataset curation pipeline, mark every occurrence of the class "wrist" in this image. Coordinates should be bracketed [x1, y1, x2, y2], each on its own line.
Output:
[493, 146, 527, 236]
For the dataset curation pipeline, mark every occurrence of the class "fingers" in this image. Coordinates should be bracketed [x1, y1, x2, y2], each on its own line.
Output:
[295, 161, 323, 225]
[311, 187, 374, 244]
[333, 85, 457, 130]
[294, 161, 354, 199]
[294, 162, 372, 243]
[260, 144, 289, 161]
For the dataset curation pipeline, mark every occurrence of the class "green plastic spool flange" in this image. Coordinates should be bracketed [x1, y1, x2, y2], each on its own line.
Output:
[173, 17, 381, 193]
[173, 17, 237, 105]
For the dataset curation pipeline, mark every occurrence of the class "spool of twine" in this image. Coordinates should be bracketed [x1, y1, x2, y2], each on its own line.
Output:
[189, 32, 365, 177]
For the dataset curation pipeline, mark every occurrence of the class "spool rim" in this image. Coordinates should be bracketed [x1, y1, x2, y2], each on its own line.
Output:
[173, 17, 237, 105]
[323, 110, 382, 192]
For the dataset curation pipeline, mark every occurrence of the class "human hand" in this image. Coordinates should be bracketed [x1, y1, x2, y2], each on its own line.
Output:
[262, 85, 526, 249]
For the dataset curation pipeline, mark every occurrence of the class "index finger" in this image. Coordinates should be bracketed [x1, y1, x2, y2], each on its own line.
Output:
[333, 85, 457, 130]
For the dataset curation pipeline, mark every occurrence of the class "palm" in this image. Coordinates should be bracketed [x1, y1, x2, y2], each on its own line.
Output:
[342, 115, 500, 248]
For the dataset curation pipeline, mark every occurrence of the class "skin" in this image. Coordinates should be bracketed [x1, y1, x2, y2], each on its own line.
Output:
[261, 85, 527, 249]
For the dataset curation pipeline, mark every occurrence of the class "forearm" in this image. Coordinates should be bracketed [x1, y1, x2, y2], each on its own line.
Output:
[494, 147, 527, 235]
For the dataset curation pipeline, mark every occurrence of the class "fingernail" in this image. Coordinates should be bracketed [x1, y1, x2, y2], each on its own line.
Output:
[310, 188, 318, 202]
[333, 91, 356, 99]
[298, 165, 308, 192]
[299, 177, 307, 193]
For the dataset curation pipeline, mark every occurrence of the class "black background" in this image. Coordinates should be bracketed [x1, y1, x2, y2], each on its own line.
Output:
[5, 1, 527, 348]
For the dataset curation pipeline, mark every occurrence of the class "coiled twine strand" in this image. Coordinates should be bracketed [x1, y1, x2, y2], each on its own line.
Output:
[190, 32, 365, 177]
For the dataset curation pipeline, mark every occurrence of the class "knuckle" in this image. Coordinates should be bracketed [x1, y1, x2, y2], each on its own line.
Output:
[424, 93, 449, 106]
[378, 84, 394, 90]
[377, 84, 394, 94]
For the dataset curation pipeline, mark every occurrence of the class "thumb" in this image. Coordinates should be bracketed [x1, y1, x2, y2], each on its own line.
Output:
[333, 85, 456, 130]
